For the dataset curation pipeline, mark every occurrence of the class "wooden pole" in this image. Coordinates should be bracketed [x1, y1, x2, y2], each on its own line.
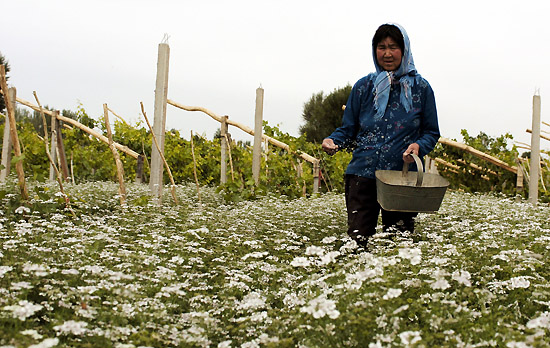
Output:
[252, 86, 264, 186]
[438, 137, 517, 174]
[0, 87, 15, 182]
[141, 102, 178, 205]
[104, 104, 126, 205]
[167, 100, 319, 165]
[529, 93, 541, 205]
[49, 110, 58, 181]
[33, 91, 74, 215]
[515, 159, 524, 200]
[526, 129, 550, 142]
[54, 112, 70, 181]
[0, 65, 28, 200]
[224, 134, 235, 181]
[15, 96, 139, 158]
[190, 131, 202, 204]
[313, 160, 320, 194]
[220, 115, 228, 184]
[150, 42, 170, 199]
[136, 154, 145, 184]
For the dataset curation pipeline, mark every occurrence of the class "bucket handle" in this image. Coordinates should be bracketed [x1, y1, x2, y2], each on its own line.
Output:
[402, 153, 424, 187]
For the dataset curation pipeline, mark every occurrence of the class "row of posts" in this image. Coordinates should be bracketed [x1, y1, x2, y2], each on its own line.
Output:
[0, 42, 542, 204]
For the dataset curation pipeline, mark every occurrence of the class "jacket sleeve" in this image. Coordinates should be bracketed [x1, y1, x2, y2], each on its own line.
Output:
[327, 81, 362, 149]
[416, 82, 440, 157]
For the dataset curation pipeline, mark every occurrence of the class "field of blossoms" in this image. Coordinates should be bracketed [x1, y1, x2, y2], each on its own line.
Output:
[1, 179, 550, 348]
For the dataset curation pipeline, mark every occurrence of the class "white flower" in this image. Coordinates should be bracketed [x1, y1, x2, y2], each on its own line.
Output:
[399, 331, 422, 346]
[218, 341, 232, 348]
[290, 257, 311, 268]
[53, 320, 88, 335]
[506, 341, 532, 348]
[0, 266, 13, 278]
[23, 263, 50, 277]
[28, 338, 59, 348]
[430, 278, 450, 290]
[507, 276, 530, 290]
[319, 251, 340, 265]
[3, 300, 43, 321]
[305, 246, 324, 256]
[241, 341, 260, 348]
[527, 312, 550, 329]
[237, 292, 266, 311]
[398, 248, 422, 265]
[321, 236, 338, 244]
[21, 329, 43, 340]
[15, 206, 31, 214]
[452, 270, 472, 287]
[383, 288, 402, 300]
[300, 294, 340, 319]
[241, 251, 269, 260]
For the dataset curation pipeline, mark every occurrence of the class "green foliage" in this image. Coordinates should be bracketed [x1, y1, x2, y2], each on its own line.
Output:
[432, 130, 524, 196]
[3, 104, 549, 203]
[300, 85, 352, 143]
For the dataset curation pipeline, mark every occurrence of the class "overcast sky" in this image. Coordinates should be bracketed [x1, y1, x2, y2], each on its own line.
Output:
[2, 0, 550, 151]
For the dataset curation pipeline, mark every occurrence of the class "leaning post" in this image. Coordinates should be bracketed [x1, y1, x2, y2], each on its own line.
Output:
[528, 92, 541, 205]
[220, 115, 229, 184]
[0, 87, 15, 182]
[252, 86, 264, 186]
[149, 39, 170, 200]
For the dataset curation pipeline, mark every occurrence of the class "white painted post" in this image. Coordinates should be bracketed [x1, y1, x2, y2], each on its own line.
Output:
[252, 86, 264, 186]
[0, 87, 15, 182]
[220, 115, 228, 184]
[529, 92, 541, 205]
[149, 42, 170, 199]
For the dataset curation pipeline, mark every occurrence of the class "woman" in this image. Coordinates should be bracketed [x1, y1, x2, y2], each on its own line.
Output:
[322, 23, 440, 246]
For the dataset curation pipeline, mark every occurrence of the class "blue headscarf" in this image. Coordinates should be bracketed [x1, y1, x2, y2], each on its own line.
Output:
[372, 23, 417, 119]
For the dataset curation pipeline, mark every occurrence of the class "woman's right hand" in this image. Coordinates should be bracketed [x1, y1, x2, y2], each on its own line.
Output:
[322, 138, 339, 155]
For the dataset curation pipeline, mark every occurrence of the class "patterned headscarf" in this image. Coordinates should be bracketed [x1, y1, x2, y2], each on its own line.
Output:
[372, 23, 417, 119]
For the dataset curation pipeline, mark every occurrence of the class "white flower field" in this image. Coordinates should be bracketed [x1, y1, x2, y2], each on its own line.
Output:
[1, 179, 550, 347]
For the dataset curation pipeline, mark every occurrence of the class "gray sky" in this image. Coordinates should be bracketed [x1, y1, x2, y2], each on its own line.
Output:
[2, 0, 550, 151]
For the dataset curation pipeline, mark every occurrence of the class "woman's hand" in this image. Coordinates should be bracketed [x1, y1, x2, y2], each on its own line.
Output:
[322, 138, 339, 155]
[403, 143, 420, 163]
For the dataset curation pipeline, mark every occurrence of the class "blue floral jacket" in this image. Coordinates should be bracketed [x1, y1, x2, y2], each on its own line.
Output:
[328, 73, 440, 178]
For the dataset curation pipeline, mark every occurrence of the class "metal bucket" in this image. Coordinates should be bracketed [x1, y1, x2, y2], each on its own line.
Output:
[375, 153, 449, 213]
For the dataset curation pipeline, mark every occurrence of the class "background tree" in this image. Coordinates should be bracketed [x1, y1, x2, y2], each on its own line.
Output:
[0, 52, 11, 115]
[299, 84, 351, 143]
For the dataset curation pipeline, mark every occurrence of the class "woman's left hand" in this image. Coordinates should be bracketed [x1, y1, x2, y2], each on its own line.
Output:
[403, 143, 420, 163]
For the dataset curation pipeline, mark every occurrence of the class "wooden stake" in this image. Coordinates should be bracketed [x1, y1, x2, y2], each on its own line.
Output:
[103, 103, 126, 206]
[33, 91, 75, 213]
[224, 134, 235, 181]
[167, 100, 319, 164]
[438, 137, 517, 174]
[190, 131, 202, 204]
[0, 65, 28, 200]
[140, 102, 178, 205]
[0, 90, 14, 182]
[15, 96, 140, 159]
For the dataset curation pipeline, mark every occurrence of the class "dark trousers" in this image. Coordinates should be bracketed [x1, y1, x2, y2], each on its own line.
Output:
[345, 175, 417, 243]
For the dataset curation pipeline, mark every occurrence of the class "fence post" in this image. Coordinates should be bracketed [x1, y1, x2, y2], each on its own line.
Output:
[516, 158, 524, 201]
[149, 41, 170, 200]
[49, 110, 58, 181]
[136, 154, 145, 184]
[252, 86, 264, 186]
[54, 111, 69, 181]
[220, 115, 229, 185]
[313, 160, 320, 194]
[529, 92, 541, 205]
[0, 87, 15, 182]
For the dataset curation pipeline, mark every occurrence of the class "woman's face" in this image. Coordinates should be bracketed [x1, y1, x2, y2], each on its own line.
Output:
[376, 37, 402, 71]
